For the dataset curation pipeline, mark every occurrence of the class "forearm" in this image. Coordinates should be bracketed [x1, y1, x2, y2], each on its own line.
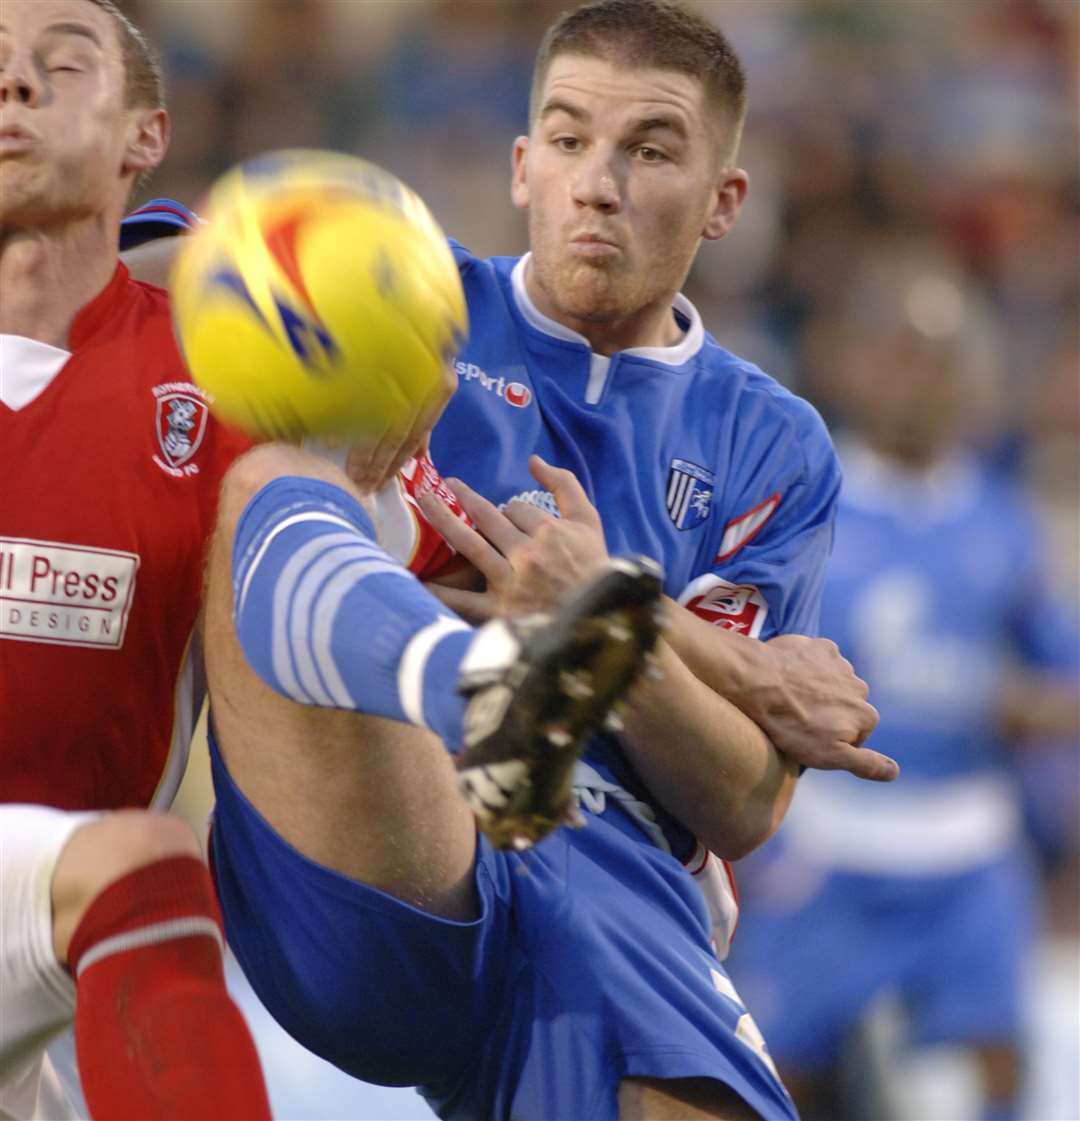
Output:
[619, 639, 799, 861]
[998, 669, 1080, 742]
[659, 596, 772, 708]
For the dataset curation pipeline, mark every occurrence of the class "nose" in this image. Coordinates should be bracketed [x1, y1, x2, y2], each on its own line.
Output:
[0, 56, 41, 108]
[571, 148, 621, 213]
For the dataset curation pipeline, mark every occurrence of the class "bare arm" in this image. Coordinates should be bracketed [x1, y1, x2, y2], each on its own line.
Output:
[420, 456, 800, 856]
[661, 605, 893, 781]
[121, 236, 180, 288]
[424, 457, 891, 781]
[618, 638, 799, 858]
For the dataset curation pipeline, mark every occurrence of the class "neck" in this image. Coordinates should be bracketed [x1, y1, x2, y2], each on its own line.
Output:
[0, 215, 119, 348]
[862, 431, 944, 473]
[524, 260, 683, 356]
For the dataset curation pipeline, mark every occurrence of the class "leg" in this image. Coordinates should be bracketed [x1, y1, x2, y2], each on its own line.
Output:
[0, 805, 269, 1120]
[206, 443, 480, 917]
[52, 810, 271, 1120]
[619, 1076, 766, 1120]
[207, 443, 662, 913]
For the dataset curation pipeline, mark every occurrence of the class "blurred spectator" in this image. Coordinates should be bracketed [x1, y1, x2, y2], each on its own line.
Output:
[724, 247, 1079, 1121]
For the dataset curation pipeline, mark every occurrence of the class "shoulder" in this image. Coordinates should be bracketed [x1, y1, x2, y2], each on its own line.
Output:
[699, 338, 837, 479]
[449, 239, 518, 288]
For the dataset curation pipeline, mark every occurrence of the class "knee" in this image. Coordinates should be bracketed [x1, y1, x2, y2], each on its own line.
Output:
[51, 810, 203, 965]
[220, 443, 349, 528]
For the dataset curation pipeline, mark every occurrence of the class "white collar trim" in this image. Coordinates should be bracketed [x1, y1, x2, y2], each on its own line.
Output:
[0, 334, 71, 411]
[510, 253, 704, 367]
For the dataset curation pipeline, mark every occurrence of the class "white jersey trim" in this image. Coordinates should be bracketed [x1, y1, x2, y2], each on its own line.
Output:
[509, 255, 705, 399]
[0, 335, 71, 412]
[150, 632, 202, 810]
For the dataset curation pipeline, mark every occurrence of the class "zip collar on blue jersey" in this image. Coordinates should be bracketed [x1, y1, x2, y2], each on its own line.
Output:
[510, 253, 706, 404]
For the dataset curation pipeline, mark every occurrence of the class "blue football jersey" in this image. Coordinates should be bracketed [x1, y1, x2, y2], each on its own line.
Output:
[433, 246, 840, 633]
[430, 246, 841, 856]
[819, 439, 1076, 781]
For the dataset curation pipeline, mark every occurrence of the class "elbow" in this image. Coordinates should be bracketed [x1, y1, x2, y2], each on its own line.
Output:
[704, 770, 798, 861]
[707, 808, 777, 862]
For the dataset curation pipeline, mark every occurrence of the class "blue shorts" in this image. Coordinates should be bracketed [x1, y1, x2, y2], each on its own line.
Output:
[207, 728, 797, 1121]
[725, 851, 1036, 1073]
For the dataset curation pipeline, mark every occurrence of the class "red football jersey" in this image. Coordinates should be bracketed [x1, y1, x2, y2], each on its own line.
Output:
[1, 265, 251, 811]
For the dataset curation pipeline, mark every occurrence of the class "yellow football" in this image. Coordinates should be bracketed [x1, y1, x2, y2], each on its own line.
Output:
[170, 149, 467, 441]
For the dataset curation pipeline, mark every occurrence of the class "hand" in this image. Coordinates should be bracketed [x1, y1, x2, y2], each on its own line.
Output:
[746, 634, 895, 782]
[417, 455, 610, 618]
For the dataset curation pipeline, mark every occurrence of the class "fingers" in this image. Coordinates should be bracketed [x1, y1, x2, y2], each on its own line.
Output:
[423, 583, 499, 624]
[847, 746, 900, 782]
[443, 477, 530, 557]
[503, 497, 555, 535]
[529, 455, 601, 527]
[415, 487, 513, 587]
[851, 701, 880, 745]
[827, 742, 900, 783]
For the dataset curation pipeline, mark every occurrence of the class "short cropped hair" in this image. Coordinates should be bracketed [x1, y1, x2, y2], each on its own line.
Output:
[85, 0, 164, 109]
[531, 0, 747, 160]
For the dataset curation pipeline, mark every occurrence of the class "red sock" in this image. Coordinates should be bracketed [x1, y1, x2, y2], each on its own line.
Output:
[67, 855, 272, 1120]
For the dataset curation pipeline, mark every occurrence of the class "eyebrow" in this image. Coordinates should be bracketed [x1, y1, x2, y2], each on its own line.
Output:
[632, 115, 689, 141]
[539, 99, 590, 125]
[539, 100, 689, 142]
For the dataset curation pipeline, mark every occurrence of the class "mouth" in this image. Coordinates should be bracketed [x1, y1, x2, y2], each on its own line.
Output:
[571, 233, 618, 248]
[0, 124, 38, 153]
[569, 233, 620, 261]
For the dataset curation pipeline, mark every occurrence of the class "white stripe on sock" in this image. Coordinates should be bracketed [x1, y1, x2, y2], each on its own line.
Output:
[238, 511, 359, 616]
[287, 542, 388, 706]
[308, 557, 405, 706]
[398, 616, 471, 730]
[270, 532, 364, 702]
[75, 916, 223, 978]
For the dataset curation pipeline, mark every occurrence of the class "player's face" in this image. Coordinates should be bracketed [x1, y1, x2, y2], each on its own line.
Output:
[844, 328, 960, 465]
[0, 0, 161, 224]
[512, 55, 746, 339]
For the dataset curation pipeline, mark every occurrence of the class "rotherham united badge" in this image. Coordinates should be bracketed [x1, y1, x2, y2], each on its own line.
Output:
[154, 387, 209, 471]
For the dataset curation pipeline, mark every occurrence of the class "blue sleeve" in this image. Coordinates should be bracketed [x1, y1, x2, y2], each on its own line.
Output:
[119, 198, 200, 251]
[677, 393, 840, 641]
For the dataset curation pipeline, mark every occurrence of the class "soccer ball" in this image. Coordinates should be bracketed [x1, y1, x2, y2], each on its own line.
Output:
[169, 149, 468, 441]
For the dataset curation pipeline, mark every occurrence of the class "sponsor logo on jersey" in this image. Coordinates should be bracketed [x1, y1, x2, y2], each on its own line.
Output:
[153, 383, 209, 475]
[715, 493, 781, 563]
[454, 361, 532, 408]
[667, 458, 714, 530]
[0, 537, 138, 649]
[677, 574, 768, 638]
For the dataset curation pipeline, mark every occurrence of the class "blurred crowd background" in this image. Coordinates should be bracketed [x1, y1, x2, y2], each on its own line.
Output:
[124, 1, 1078, 1118]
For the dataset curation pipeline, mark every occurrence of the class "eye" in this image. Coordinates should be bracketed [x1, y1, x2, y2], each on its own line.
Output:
[554, 136, 582, 153]
[635, 146, 668, 163]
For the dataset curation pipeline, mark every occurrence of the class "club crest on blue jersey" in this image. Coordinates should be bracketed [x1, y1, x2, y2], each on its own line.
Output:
[667, 459, 715, 530]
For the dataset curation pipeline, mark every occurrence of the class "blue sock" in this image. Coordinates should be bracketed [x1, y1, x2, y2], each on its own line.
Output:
[231, 476, 473, 750]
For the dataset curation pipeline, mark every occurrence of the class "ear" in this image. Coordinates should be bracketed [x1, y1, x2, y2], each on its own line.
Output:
[122, 107, 170, 180]
[510, 135, 530, 211]
[702, 167, 748, 242]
